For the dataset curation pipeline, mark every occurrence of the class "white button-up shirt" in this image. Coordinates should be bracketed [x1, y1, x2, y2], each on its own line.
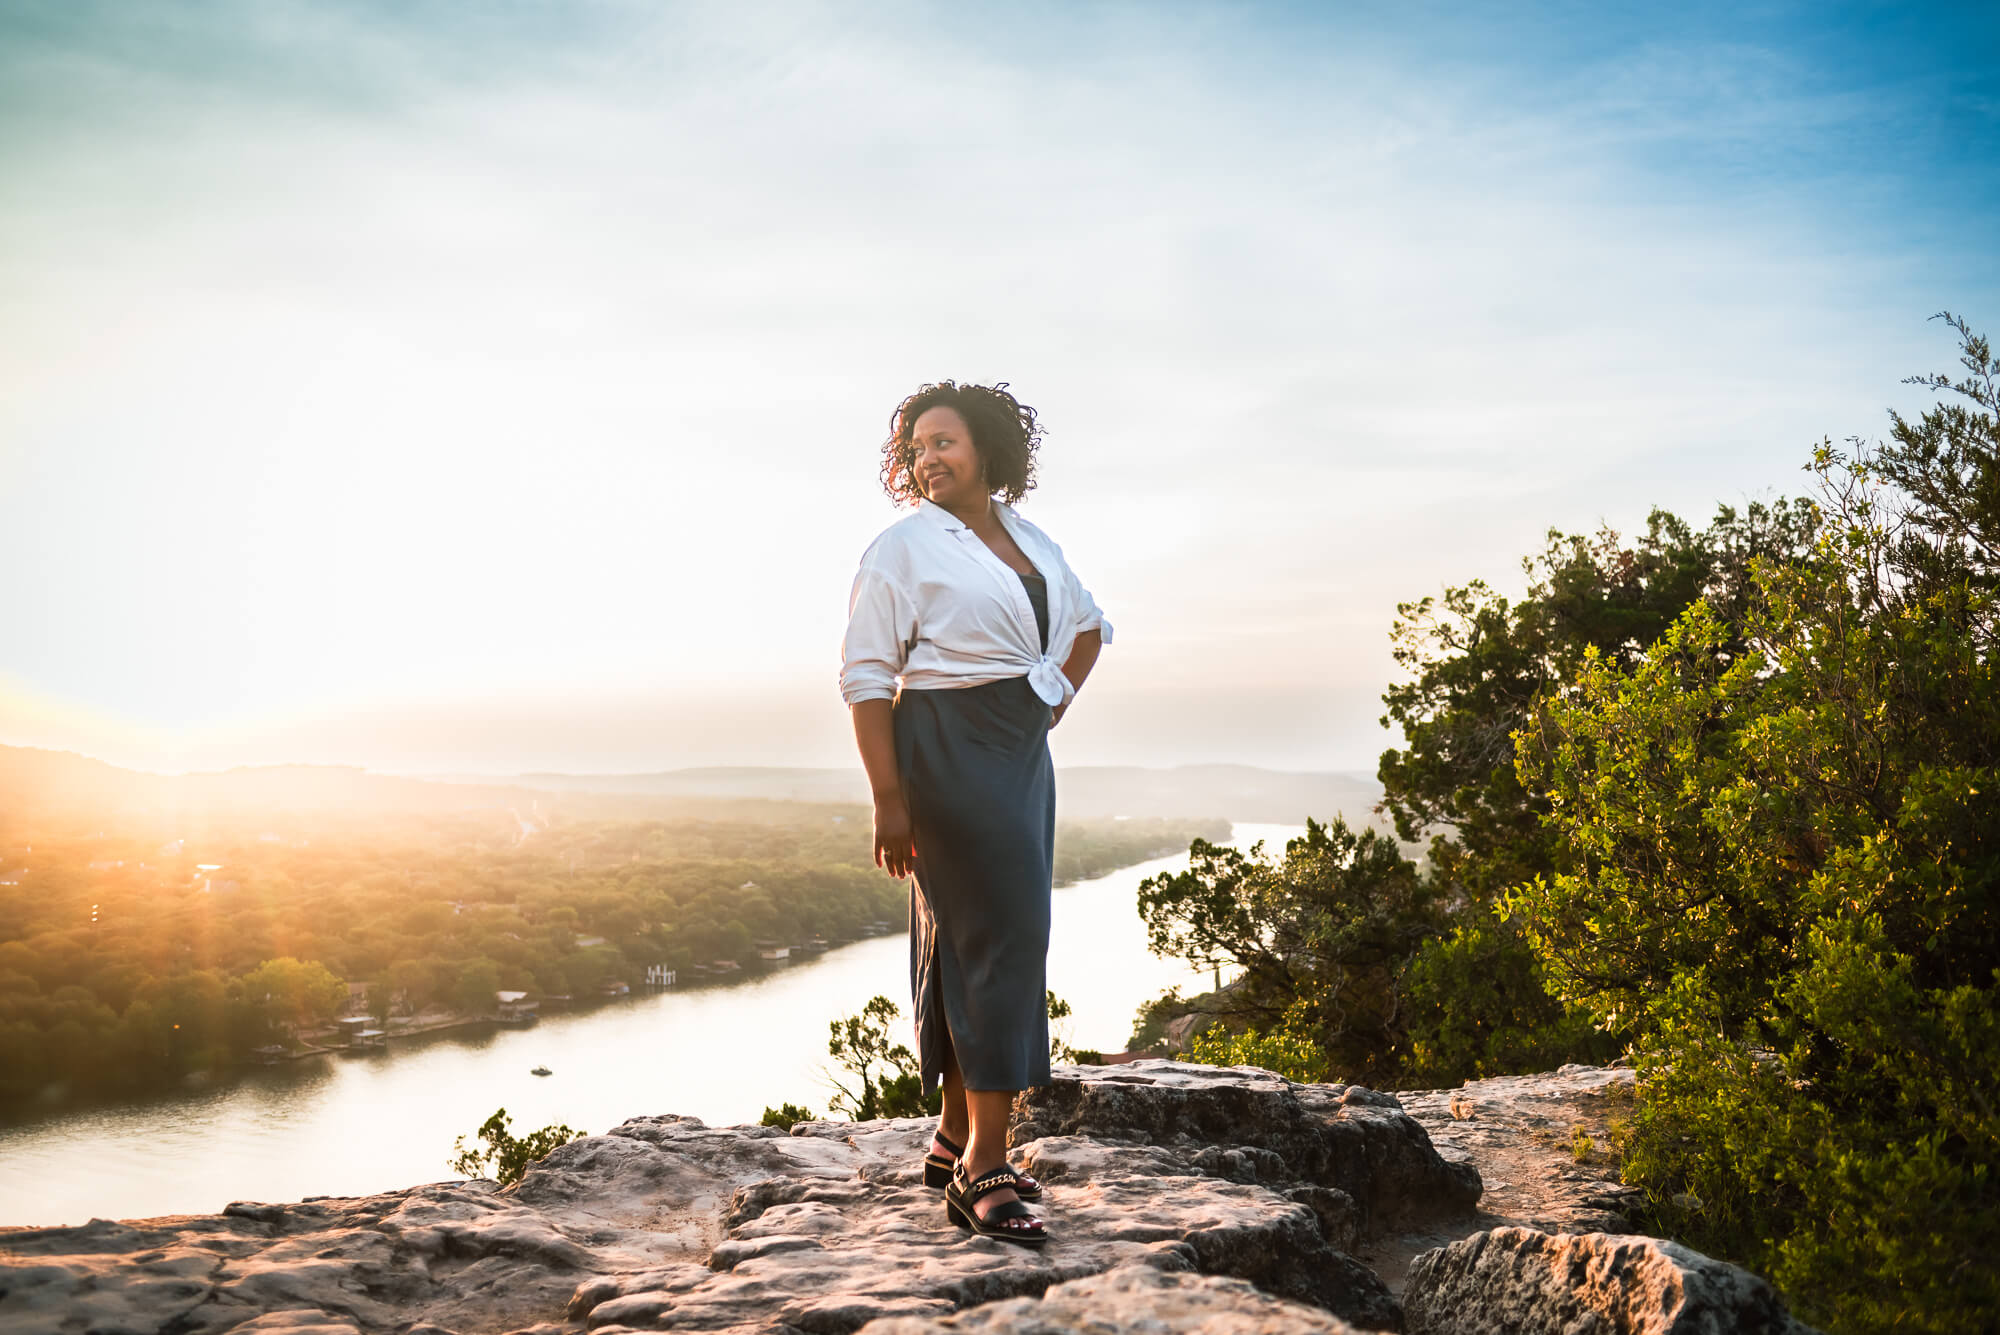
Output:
[840, 498, 1113, 707]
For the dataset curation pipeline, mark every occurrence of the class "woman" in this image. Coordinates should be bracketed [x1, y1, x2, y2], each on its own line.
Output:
[840, 380, 1110, 1248]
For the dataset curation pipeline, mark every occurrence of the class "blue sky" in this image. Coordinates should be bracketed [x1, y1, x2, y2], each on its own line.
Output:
[1, 1, 1995, 774]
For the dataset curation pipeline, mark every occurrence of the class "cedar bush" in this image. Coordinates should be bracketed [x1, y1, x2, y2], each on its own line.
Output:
[1511, 315, 2000, 1333]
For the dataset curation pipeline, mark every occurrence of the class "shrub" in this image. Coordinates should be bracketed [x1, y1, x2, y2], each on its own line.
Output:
[760, 1102, 816, 1130]
[1185, 997, 1330, 1083]
[1511, 315, 2000, 1334]
[448, 1107, 585, 1186]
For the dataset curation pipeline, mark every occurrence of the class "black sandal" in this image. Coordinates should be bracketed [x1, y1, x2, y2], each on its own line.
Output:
[923, 1128, 1042, 1200]
[945, 1162, 1047, 1247]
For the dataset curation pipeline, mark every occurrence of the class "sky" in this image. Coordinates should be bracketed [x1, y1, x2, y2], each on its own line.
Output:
[2, 0, 1996, 776]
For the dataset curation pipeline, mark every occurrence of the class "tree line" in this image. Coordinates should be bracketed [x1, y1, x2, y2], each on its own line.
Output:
[0, 804, 1222, 1117]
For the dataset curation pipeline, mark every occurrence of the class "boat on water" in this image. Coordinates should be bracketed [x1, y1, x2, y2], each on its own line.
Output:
[530, 1065, 552, 1076]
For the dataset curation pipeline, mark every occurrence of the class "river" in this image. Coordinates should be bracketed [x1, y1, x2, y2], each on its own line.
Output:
[0, 824, 1302, 1228]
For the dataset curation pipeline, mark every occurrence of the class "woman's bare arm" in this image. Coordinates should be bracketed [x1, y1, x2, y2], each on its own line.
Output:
[851, 698, 916, 878]
[1050, 628, 1103, 728]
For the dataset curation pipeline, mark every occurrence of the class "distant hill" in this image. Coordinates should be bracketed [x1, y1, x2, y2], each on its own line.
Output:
[444, 764, 1385, 825]
[0, 746, 850, 838]
[0, 745, 1384, 838]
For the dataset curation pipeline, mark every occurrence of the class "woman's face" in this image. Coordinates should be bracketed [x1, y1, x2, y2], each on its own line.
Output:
[909, 405, 986, 510]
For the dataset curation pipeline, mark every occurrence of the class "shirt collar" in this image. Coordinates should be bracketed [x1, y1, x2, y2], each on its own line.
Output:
[916, 496, 1017, 534]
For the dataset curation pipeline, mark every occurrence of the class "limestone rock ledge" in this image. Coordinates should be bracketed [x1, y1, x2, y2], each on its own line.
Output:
[0, 1062, 1815, 1335]
[1403, 1227, 1823, 1335]
[0, 1063, 1447, 1335]
[858, 1263, 1365, 1334]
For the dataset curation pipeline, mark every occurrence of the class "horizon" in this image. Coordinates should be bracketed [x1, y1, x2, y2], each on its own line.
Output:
[0, 739, 1380, 784]
[4, 2, 1996, 776]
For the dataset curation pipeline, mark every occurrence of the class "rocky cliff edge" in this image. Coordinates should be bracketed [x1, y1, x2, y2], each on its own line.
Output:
[0, 1062, 1817, 1335]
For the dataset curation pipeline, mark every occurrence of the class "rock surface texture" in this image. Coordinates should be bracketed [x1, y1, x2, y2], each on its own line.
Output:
[0, 1062, 1814, 1335]
[860, 1263, 1363, 1333]
[0, 1063, 1459, 1335]
[1403, 1227, 1822, 1335]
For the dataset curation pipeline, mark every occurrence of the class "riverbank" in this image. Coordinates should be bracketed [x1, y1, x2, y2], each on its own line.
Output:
[0, 831, 1287, 1226]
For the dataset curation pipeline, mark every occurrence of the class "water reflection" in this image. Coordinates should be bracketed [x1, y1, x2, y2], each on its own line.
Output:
[0, 823, 1298, 1227]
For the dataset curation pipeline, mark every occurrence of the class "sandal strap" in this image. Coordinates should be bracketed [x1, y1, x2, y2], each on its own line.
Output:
[958, 1165, 1021, 1204]
[928, 1133, 1038, 1188]
[975, 1197, 1040, 1226]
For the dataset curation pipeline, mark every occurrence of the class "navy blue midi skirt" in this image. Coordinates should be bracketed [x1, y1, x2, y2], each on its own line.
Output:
[894, 672, 1056, 1094]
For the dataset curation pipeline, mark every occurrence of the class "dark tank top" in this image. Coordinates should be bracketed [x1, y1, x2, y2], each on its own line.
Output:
[1017, 570, 1050, 653]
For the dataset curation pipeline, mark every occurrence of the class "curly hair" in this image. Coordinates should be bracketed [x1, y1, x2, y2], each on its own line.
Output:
[879, 381, 1043, 506]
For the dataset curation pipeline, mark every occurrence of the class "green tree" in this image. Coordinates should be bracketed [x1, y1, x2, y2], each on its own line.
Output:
[448, 1107, 586, 1186]
[387, 955, 449, 1012]
[364, 978, 392, 1027]
[824, 995, 939, 1120]
[1137, 816, 1432, 1085]
[241, 957, 348, 1035]
[1375, 501, 1815, 1084]
[1511, 316, 2000, 1335]
[1379, 500, 1816, 905]
[452, 958, 501, 1017]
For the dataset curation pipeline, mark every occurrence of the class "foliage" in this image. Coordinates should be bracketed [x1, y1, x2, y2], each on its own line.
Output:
[240, 956, 348, 1034]
[1126, 986, 1190, 1053]
[1395, 917, 1615, 1087]
[1137, 816, 1432, 1085]
[823, 994, 940, 1120]
[1510, 315, 2000, 1334]
[1046, 990, 1077, 1064]
[821, 991, 1082, 1119]
[1185, 995, 1330, 1083]
[760, 1102, 817, 1130]
[448, 1106, 586, 1186]
[1372, 499, 1816, 1087]
[1379, 498, 1817, 905]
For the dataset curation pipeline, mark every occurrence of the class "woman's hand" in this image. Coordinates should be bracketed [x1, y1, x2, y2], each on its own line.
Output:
[851, 699, 914, 878]
[1049, 701, 1068, 729]
[873, 792, 918, 879]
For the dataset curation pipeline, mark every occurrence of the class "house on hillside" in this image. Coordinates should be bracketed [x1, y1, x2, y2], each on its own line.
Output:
[495, 990, 540, 1025]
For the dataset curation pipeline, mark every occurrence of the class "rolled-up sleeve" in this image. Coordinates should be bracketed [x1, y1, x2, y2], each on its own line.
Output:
[1063, 557, 1113, 646]
[840, 560, 915, 704]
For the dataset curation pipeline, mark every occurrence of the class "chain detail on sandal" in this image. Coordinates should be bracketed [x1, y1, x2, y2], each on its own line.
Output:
[944, 1161, 1047, 1247]
[922, 1127, 1041, 1199]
